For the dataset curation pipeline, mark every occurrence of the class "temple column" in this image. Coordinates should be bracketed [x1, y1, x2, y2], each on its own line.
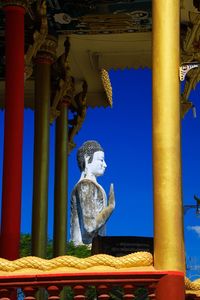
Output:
[53, 103, 68, 257]
[31, 36, 57, 257]
[0, 1, 25, 260]
[152, 0, 185, 273]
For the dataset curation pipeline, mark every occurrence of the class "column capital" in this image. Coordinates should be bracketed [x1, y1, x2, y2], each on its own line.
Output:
[1, 0, 31, 10]
[35, 35, 58, 65]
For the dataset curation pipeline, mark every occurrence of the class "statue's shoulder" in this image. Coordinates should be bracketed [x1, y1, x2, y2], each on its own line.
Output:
[72, 179, 104, 199]
[71, 179, 106, 203]
[73, 179, 99, 191]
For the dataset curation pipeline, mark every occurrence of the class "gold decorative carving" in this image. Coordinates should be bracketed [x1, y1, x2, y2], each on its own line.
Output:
[50, 38, 88, 153]
[185, 276, 200, 297]
[50, 38, 74, 123]
[179, 63, 199, 81]
[181, 67, 200, 117]
[24, 1, 48, 79]
[0, 252, 153, 273]
[100, 69, 113, 107]
[68, 81, 87, 154]
[182, 68, 200, 98]
[182, 12, 200, 56]
[49, 108, 61, 123]
[180, 11, 200, 117]
[35, 35, 58, 64]
[60, 10, 151, 35]
[180, 99, 193, 118]
[50, 75, 74, 123]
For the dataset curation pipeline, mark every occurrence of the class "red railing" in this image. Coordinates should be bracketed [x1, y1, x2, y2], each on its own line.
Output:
[0, 271, 185, 300]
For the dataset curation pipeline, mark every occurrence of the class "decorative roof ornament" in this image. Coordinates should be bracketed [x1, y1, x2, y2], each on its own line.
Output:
[100, 69, 112, 107]
[24, 1, 49, 79]
[180, 11, 200, 117]
[179, 62, 199, 81]
[50, 37, 74, 123]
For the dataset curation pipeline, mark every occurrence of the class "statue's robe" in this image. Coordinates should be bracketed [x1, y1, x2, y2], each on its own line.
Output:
[70, 179, 106, 245]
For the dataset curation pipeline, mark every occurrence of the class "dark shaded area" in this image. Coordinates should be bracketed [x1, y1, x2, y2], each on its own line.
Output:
[92, 235, 154, 256]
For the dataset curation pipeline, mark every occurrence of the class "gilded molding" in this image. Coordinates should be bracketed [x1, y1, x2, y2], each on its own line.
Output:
[0, 252, 153, 273]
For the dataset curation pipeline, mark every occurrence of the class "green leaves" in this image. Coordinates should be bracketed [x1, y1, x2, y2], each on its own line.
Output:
[65, 241, 91, 258]
[20, 234, 91, 258]
[20, 234, 32, 257]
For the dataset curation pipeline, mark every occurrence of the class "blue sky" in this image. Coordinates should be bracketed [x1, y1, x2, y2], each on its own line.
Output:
[0, 68, 200, 277]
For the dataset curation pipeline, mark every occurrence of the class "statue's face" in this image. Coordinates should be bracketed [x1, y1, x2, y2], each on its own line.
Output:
[86, 151, 107, 177]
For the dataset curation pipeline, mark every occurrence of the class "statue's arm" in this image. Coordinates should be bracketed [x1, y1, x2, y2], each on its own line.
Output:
[77, 181, 115, 234]
[77, 181, 99, 234]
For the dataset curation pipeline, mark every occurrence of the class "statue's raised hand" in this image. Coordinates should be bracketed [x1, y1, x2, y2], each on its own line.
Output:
[108, 183, 115, 209]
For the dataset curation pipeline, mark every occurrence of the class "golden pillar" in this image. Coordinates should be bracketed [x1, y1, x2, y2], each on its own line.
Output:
[32, 36, 57, 257]
[152, 0, 185, 271]
[53, 103, 68, 257]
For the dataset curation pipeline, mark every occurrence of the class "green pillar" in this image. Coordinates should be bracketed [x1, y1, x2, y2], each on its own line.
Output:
[32, 36, 57, 257]
[53, 104, 68, 257]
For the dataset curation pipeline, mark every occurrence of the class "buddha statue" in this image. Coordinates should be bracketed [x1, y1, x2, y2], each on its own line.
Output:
[70, 140, 115, 246]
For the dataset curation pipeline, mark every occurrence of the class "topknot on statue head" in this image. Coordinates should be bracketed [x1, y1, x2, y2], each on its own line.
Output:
[77, 140, 104, 172]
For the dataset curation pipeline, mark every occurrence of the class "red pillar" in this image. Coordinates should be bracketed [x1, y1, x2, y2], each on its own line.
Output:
[0, 4, 25, 260]
[156, 272, 185, 300]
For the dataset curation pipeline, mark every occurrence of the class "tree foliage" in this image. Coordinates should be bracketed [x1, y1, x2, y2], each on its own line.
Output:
[20, 234, 91, 258]
[20, 234, 32, 257]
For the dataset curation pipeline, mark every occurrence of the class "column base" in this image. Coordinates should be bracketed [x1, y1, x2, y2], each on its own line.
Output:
[156, 272, 185, 300]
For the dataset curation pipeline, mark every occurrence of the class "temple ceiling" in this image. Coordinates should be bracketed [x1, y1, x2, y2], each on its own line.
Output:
[0, 0, 199, 114]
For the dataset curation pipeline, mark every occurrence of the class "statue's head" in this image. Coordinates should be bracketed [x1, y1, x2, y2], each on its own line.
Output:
[77, 140, 107, 177]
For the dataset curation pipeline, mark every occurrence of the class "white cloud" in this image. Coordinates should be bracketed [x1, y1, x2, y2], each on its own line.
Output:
[187, 226, 200, 238]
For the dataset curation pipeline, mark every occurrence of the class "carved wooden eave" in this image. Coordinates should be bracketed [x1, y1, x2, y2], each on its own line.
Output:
[58, 32, 151, 108]
[181, 0, 199, 22]
[0, 32, 151, 109]
[0, 0, 199, 111]
[180, 2, 200, 118]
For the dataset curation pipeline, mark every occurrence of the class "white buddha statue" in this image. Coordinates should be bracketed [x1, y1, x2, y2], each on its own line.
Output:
[70, 140, 115, 246]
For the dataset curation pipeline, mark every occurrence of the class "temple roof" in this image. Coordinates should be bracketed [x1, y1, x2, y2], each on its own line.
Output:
[0, 0, 199, 109]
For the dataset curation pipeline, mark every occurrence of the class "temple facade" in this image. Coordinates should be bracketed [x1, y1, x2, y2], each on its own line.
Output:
[0, 0, 200, 298]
